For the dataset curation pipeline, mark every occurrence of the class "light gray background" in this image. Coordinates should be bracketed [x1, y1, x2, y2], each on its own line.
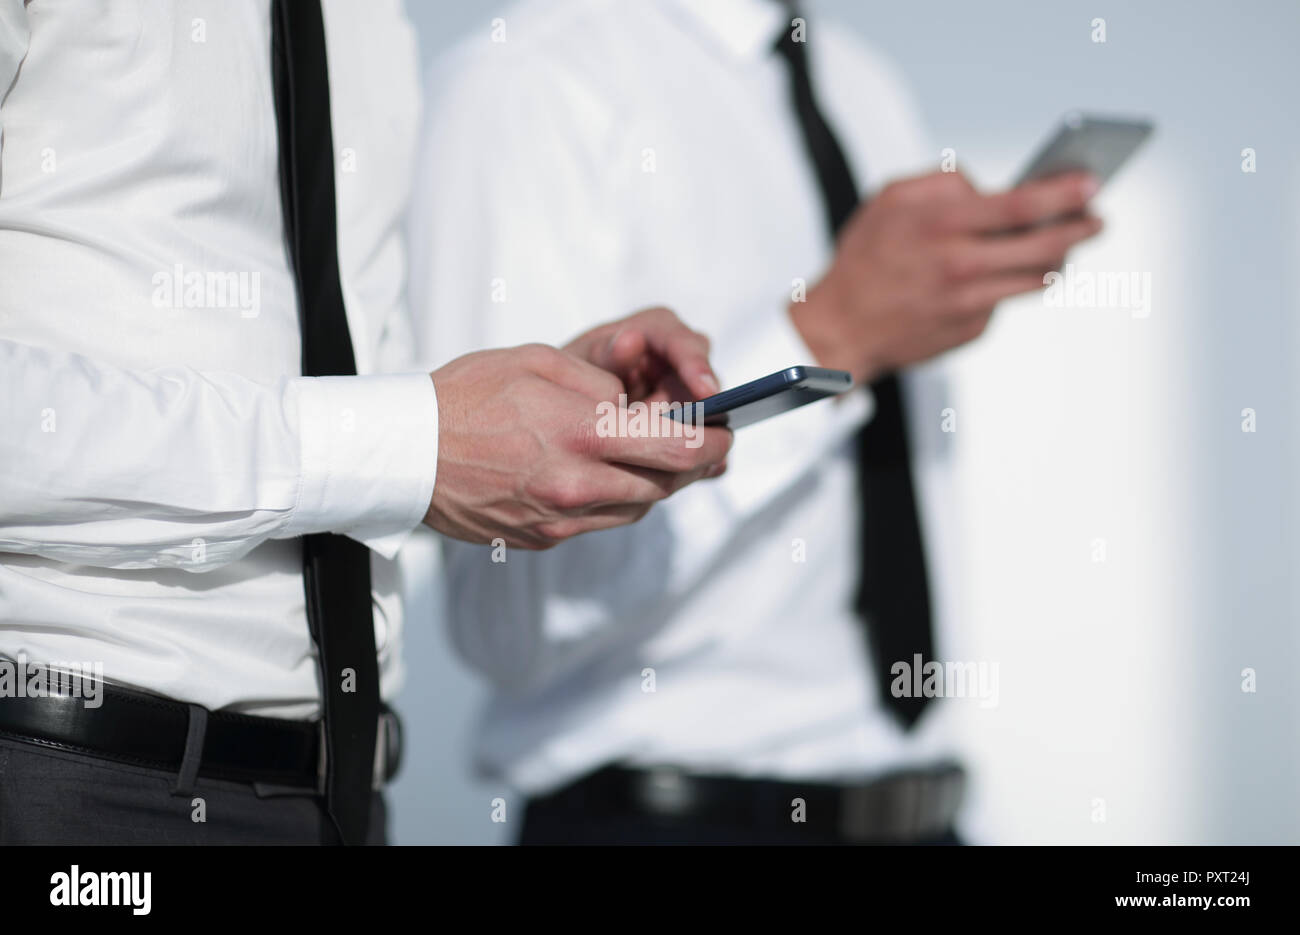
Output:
[390, 0, 1298, 844]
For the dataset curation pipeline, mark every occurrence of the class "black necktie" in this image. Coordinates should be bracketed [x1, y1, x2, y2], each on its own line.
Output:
[271, 0, 379, 844]
[774, 20, 936, 729]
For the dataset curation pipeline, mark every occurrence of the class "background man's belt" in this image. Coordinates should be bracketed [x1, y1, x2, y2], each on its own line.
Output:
[0, 680, 401, 791]
[534, 762, 966, 843]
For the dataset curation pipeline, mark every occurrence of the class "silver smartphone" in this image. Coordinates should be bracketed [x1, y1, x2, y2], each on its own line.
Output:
[1016, 112, 1154, 188]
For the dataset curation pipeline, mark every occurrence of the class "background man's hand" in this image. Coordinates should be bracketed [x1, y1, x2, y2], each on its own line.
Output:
[425, 334, 731, 550]
[791, 170, 1103, 383]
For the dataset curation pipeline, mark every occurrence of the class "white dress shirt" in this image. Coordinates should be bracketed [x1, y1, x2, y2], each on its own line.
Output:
[0, 0, 437, 718]
[410, 0, 964, 793]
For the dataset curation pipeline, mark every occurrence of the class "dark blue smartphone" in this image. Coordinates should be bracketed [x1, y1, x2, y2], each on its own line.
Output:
[667, 365, 852, 429]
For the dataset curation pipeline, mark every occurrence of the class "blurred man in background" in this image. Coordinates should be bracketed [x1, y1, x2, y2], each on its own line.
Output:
[410, 0, 1100, 844]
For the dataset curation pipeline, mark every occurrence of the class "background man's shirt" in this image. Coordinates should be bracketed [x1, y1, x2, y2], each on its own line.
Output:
[410, 0, 964, 793]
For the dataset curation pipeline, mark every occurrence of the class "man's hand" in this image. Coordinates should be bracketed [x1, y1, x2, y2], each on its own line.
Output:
[425, 340, 732, 550]
[563, 306, 721, 405]
[791, 170, 1103, 383]
[565, 307, 731, 478]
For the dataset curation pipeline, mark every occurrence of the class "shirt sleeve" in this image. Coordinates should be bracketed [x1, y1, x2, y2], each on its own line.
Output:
[0, 0, 27, 102]
[409, 48, 871, 691]
[0, 337, 438, 571]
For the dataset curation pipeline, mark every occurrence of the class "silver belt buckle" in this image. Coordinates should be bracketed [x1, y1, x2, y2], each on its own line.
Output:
[371, 718, 386, 791]
[372, 709, 402, 789]
[634, 767, 697, 816]
[839, 765, 965, 842]
[316, 711, 401, 794]
[316, 718, 329, 796]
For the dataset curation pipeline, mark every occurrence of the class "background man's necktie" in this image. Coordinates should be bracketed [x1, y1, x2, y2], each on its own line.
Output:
[271, 0, 380, 845]
[774, 21, 936, 729]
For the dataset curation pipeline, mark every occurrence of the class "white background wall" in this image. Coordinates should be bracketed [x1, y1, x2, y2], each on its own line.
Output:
[391, 0, 1299, 844]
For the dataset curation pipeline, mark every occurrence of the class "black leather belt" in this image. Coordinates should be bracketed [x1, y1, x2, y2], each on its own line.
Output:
[0, 678, 402, 791]
[532, 762, 966, 843]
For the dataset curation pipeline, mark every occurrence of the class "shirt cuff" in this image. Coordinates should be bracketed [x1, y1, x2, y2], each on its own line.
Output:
[282, 372, 438, 559]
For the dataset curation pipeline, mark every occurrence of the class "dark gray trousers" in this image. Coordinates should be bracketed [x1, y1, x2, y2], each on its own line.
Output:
[0, 734, 387, 845]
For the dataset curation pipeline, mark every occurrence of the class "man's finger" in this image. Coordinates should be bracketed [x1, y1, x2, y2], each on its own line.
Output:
[605, 328, 649, 375]
[617, 308, 719, 399]
[957, 214, 1103, 277]
[563, 462, 681, 511]
[655, 327, 719, 399]
[958, 172, 1100, 234]
[597, 459, 727, 504]
[543, 459, 719, 523]
[954, 271, 1055, 314]
[576, 326, 644, 377]
[596, 422, 733, 473]
[532, 503, 654, 544]
[567, 311, 720, 401]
